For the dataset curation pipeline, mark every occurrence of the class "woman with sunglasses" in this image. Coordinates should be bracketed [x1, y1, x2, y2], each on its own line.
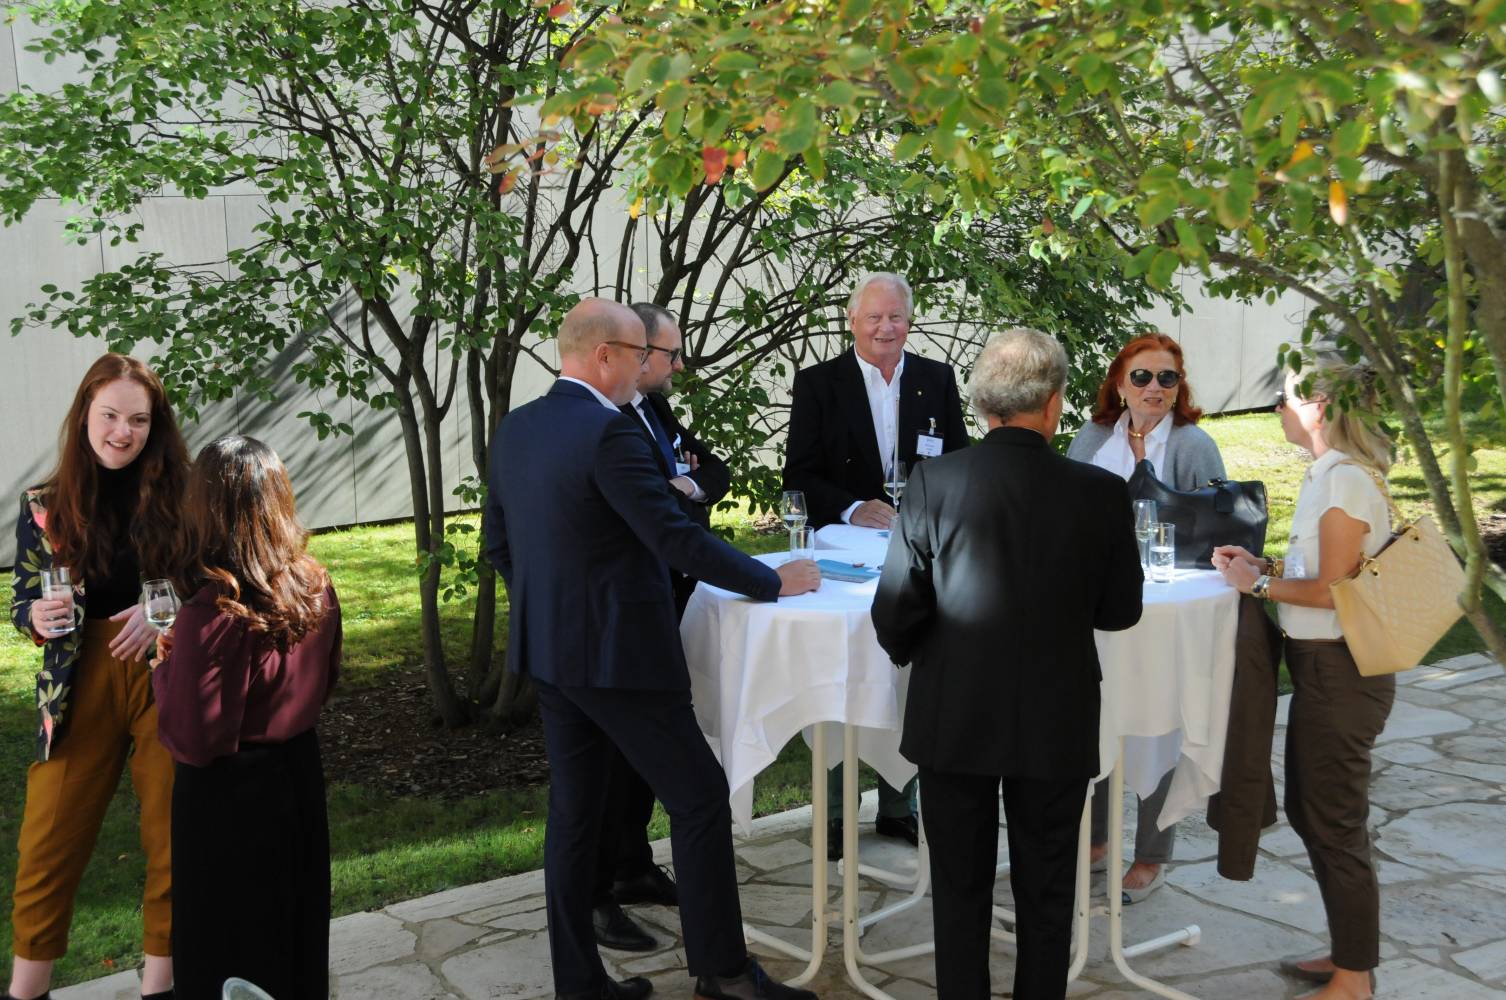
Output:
[1213, 362, 1393, 1000]
[1066, 332, 1226, 902]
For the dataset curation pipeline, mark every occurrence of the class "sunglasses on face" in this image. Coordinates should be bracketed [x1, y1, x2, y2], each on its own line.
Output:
[1128, 368, 1181, 389]
[644, 344, 683, 364]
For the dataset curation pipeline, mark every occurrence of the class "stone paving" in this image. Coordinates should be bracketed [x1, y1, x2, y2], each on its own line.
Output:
[59, 653, 1506, 999]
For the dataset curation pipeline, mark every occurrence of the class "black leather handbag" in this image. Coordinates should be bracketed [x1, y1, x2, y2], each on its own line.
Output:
[1126, 460, 1269, 568]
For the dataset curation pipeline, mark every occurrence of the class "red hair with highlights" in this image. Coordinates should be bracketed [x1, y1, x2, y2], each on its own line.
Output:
[1090, 333, 1204, 427]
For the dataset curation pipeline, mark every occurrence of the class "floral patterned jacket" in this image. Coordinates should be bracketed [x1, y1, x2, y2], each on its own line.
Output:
[10, 489, 85, 762]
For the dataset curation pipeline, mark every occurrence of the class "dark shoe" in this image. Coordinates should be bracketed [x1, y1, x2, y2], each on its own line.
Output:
[142, 992, 174, 1000]
[1278, 952, 1335, 984]
[694, 957, 817, 999]
[825, 818, 842, 861]
[556, 976, 653, 1000]
[612, 864, 679, 907]
[592, 900, 657, 952]
[874, 813, 919, 846]
[4, 993, 52, 1000]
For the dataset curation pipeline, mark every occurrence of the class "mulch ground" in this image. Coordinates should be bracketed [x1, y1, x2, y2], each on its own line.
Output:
[319, 678, 551, 798]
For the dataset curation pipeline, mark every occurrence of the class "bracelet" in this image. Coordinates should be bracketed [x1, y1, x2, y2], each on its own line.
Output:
[1251, 574, 1273, 600]
[1263, 556, 1284, 578]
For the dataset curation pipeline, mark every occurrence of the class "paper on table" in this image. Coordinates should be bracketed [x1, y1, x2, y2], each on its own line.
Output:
[816, 559, 880, 583]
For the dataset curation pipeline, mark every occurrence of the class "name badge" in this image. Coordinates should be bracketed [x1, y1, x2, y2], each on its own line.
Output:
[916, 433, 943, 458]
[675, 461, 692, 476]
[1286, 542, 1308, 580]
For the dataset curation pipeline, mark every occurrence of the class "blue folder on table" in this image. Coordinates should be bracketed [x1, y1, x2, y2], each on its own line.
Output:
[816, 559, 880, 583]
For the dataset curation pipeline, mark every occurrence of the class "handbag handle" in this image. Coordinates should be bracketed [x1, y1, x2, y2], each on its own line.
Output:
[1337, 460, 1403, 532]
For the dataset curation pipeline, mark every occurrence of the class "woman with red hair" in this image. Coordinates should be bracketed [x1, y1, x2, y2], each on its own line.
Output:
[6, 354, 188, 1000]
[1066, 332, 1226, 903]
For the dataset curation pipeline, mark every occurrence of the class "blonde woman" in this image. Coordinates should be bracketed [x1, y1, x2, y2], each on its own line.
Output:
[1213, 361, 1395, 1000]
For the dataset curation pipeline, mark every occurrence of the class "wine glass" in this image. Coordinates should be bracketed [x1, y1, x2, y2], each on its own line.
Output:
[781, 490, 808, 531]
[1133, 499, 1158, 572]
[142, 579, 180, 631]
[884, 462, 908, 514]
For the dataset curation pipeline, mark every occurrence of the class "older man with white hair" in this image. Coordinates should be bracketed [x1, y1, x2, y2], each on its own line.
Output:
[783, 272, 970, 855]
[872, 328, 1143, 1000]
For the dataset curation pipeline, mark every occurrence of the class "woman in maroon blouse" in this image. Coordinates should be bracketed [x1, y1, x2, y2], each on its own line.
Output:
[152, 435, 341, 1000]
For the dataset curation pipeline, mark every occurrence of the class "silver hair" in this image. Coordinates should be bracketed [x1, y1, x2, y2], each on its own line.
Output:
[846, 272, 914, 320]
[968, 327, 1068, 422]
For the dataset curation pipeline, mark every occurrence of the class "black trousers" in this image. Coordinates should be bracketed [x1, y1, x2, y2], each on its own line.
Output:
[171, 729, 330, 1000]
[920, 767, 1087, 1000]
[536, 680, 744, 994]
[593, 574, 697, 901]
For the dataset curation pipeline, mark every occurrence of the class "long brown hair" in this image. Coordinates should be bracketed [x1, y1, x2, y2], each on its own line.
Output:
[1090, 333, 1205, 427]
[181, 435, 328, 648]
[43, 354, 190, 583]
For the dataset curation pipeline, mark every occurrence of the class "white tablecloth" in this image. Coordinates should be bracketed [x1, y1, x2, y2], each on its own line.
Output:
[1097, 568, 1240, 830]
[814, 523, 891, 560]
[681, 550, 915, 833]
[682, 548, 1238, 836]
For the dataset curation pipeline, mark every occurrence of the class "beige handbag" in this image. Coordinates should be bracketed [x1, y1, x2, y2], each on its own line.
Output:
[1329, 463, 1465, 676]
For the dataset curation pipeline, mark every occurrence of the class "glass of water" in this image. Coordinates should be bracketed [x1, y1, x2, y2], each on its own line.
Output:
[142, 579, 180, 630]
[1150, 523, 1176, 583]
[1133, 499, 1157, 571]
[789, 524, 815, 562]
[39, 567, 76, 636]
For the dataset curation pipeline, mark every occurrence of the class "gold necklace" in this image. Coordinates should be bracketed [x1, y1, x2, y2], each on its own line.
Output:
[1127, 426, 1146, 440]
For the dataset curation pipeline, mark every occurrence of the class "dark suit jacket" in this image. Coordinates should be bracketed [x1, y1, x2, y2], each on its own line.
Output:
[784, 349, 970, 528]
[871, 426, 1143, 780]
[631, 391, 730, 531]
[483, 380, 780, 690]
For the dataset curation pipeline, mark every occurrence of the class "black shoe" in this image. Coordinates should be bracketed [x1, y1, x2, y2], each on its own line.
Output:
[694, 957, 817, 999]
[3, 993, 51, 1000]
[825, 818, 842, 861]
[556, 976, 653, 1000]
[612, 864, 679, 907]
[142, 993, 173, 1000]
[874, 813, 919, 846]
[592, 900, 658, 952]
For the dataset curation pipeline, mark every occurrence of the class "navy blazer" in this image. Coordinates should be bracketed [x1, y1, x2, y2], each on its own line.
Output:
[783, 349, 971, 528]
[484, 380, 780, 690]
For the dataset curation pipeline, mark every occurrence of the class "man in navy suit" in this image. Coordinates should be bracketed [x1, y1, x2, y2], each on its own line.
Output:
[484, 298, 822, 1000]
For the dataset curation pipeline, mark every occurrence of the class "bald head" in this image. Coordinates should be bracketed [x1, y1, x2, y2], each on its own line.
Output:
[559, 298, 641, 358]
[558, 298, 648, 405]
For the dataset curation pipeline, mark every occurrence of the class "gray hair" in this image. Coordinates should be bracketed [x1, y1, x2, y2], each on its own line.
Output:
[846, 272, 914, 320]
[969, 327, 1068, 422]
[630, 302, 677, 343]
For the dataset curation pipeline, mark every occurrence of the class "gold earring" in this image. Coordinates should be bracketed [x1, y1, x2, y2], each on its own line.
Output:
[1119, 394, 1126, 406]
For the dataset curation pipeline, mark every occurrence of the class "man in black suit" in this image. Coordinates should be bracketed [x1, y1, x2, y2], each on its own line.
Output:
[485, 298, 822, 1000]
[871, 327, 1144, 1000]
[783, 272, 970, 854]
[587, 303, 732, 952]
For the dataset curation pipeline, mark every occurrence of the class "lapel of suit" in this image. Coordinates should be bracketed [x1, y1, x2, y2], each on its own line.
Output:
[897, 352, 927, 468]
[835, 349, 885, 485]
[621, 401, 673, 476]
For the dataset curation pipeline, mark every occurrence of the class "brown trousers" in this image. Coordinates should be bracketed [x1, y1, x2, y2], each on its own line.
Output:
[1284, 636, 1395, 972]
[11, 620, 174, 960]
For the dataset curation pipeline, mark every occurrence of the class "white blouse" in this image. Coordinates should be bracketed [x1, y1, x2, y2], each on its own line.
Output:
[1088, 411, 1172, 482]
[1280, 449, 1393, 640]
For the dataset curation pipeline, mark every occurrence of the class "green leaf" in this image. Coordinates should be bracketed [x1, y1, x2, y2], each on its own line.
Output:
[1071, 194, 1094, 220]
[778, 98, 818, 155]
[712, 50, 759, 74]
[893, 132, 929, 162]
[749, 150, 787, 190]
[821, 80, 858, 108]
[1332, 119, 1368, 157]
[1147, 248, 1180, 289]
[1137, 191, 1179, 229]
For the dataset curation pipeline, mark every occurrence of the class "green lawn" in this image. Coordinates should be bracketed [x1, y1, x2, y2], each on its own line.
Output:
[1, 413, 1501, 986]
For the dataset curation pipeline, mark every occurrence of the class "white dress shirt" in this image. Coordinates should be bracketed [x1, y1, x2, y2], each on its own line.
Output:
[1088, 410, 1172, 482]
[1280, 449, 1391, 640]
[841, 352, 906, 524]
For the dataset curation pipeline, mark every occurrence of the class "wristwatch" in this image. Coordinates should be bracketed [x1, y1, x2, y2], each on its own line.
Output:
[1251, 574, 1273, 600]
[1263, 556, 1285, 577]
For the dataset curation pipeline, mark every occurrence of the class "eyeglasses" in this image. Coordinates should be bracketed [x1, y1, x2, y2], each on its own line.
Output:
[644, 344, 683, 364]
[1275, 390, 1287, 410]
[1128, 368, 1181, 389]
[604, 340, 649, 364]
